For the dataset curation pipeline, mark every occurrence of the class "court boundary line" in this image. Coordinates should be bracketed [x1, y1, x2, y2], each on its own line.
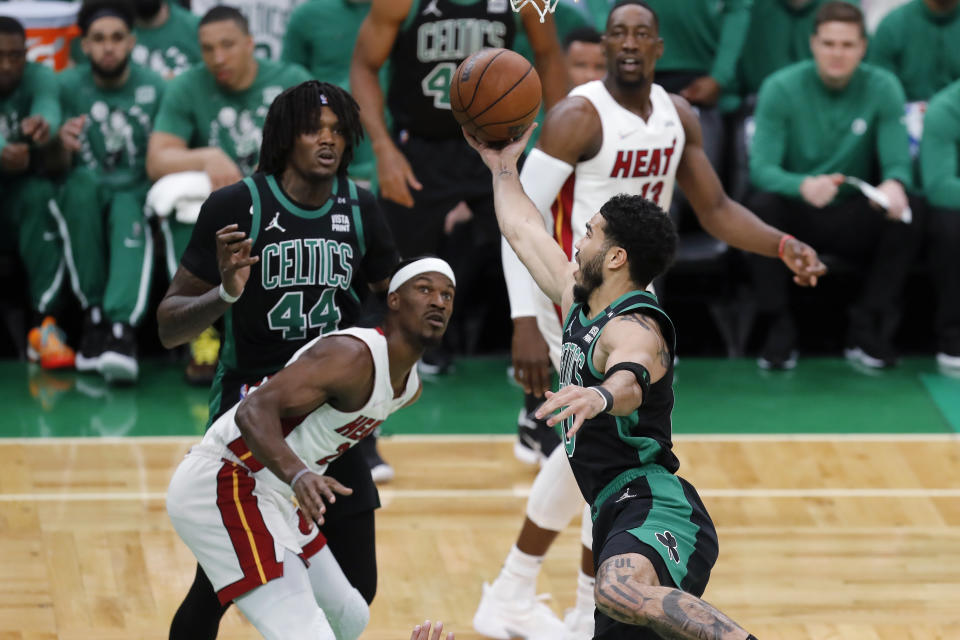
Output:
[3, 487, 960, 502]
[1, 432, 957, 445]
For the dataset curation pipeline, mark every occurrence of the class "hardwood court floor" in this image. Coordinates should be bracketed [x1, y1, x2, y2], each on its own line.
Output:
[1, 435, 959, 640]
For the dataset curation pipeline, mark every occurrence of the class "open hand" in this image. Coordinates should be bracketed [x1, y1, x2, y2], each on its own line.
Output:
[292, 471, 353, 526]
[410, 620, 453, 640]
[535, 385, 606, 438]
[461, 123, 537, 174]
[215, 224, 258, 299]
[375, 140, 422, 208]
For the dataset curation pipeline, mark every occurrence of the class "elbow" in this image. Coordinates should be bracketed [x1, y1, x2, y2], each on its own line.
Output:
[155, 302, 182, 349]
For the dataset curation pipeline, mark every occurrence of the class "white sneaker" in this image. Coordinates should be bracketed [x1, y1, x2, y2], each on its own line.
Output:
[369, 462, 395, 484]
[563, 606, 594, 640]
[473, 582, 566, 640]
[937, 351, 960, 370]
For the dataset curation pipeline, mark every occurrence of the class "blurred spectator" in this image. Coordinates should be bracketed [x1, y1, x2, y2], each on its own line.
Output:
[919, 78, 960, 369]
[0, 16, 73, 369]
[648, 0, 752, 161]
[869, 0, 960, 155]
[145, 5, 310, 384]
[191, 0, 304, 60]
[130, 0, 202, 78]
[71, 0, 202, 78]
[563, 26, 606, 88]
[49, 0, 166, 383]
[729, 0, 860, 199]
[281, 0, 376, 184]
[350, 0, 566, 374]
[747, 1, 919, 370]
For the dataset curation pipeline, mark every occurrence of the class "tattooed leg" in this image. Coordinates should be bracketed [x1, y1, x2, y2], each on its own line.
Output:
[594, 553, 751, 640]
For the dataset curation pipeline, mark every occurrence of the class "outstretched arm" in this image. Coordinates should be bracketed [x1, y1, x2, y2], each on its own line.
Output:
[235, 337, 371, 522]
[535, 312, 668, 437]
[672, 95, 826, 287]
[463, 125, 573, 305]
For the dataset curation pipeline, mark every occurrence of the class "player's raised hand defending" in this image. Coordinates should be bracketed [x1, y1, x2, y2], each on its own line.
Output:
[20, 115, 51, 145]
[535, 385, 607, 438]
[375, 139, 422, 208]
[780, 237, 827, 288]
[59, 115, 86, 152]
[410, 620, 454, 640]
[216, 224, 259, 299]
[292, 471, 353, 526]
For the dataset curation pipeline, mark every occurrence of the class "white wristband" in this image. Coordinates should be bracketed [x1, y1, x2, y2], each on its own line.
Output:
[290, 468, 311, 489]
[219, 283, 241, 304]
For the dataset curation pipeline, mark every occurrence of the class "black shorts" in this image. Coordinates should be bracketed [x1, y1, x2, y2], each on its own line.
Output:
[380, 132, 498, 258]
[592, 471, 718, 640]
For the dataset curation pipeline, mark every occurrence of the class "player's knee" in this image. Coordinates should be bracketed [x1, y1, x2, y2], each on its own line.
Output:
[327, 586, 369, 640]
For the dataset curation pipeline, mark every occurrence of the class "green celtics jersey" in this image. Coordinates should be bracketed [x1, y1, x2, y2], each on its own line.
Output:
[132, 2, 202, 79]
[559, 290, 680, 505]
[0, 62, 61, 153]
[153, 58, 313, 176]
[58, 64, 165, 189]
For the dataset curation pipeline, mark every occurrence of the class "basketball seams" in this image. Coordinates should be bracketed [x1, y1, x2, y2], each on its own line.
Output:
[462, 49, 507, 113]
[474, 98, 541, 133]
[468, 63, 535, 122]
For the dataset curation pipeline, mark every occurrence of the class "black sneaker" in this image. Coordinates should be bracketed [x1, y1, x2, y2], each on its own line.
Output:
[358, 431, 394, 483]
[514, 394, 561, 466]
[76, 307, 106, 372]
[757, 313, 798, 370]
[99, 322, 138, 383]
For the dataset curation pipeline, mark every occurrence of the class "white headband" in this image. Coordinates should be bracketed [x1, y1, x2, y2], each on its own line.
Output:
[388, 258, 456, 294]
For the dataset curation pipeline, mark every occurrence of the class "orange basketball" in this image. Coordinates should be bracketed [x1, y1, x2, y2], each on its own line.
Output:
[450, 48, 542, 145]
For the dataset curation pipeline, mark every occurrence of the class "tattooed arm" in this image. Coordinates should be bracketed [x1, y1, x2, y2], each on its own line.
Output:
[535, 311, 669, 436]
[595, 553, 751, 640]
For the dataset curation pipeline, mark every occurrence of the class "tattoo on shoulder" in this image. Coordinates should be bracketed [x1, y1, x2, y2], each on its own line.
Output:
[619, 313, 671, 370]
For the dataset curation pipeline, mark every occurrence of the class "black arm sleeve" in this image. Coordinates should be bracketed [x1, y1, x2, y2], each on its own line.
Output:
[356, 187, 399, 283]
[179, 182, 255, 286]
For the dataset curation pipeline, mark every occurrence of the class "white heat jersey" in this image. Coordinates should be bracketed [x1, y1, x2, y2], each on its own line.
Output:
[552, 80, 685, 258]
[195, 327, 419, 498]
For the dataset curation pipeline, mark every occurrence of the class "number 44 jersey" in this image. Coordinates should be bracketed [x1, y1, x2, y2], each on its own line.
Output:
[180, 173, 398, 378]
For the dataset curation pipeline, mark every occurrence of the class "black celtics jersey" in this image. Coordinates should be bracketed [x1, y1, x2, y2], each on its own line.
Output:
[559, 290, 681, 506]
[387, 0, 517, 138]
[181, 173, 398, 378]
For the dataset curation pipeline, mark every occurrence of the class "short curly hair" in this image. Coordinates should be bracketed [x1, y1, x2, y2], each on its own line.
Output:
[598, 193, 677, 288]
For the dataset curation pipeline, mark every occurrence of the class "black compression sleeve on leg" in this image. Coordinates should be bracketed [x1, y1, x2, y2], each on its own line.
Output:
[320, 508, 378, 604]
[168, 564, 230, 640]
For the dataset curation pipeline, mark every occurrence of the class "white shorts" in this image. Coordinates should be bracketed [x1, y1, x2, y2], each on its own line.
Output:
[166, 450, 327, 604]
[533, 286, 564, 372]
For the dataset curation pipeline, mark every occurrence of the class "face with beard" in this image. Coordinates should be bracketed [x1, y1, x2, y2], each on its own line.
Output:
[82, 16, 135, 81]
[572, 214, 610, 305]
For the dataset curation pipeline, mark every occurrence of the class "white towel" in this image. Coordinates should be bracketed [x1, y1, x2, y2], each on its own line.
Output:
[145, 171, 212, 224]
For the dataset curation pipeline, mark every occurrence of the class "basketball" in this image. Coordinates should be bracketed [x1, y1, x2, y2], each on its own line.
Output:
[451, 48, 542, 145]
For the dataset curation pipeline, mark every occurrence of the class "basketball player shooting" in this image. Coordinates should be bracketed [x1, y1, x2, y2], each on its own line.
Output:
[475, 2, 827, 638]
[464, 122, 761, 640]
[166, 258, 455, 640]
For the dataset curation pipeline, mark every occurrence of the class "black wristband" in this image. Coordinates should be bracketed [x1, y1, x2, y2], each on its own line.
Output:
[604, 361, 651, 399]
[588, 385, 614, 413]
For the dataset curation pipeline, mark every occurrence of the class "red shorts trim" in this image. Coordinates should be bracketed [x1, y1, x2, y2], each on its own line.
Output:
[214, 461, 285, 604]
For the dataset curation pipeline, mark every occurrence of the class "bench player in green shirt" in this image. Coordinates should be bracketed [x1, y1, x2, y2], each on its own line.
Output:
[71, 0, 203, 79]
[919, 79, 960, 370]
[146, 5, 311, 384]
[748, 1, 919, 370]
[48, 0, 166, 383]
[0, 16, 74, 370]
